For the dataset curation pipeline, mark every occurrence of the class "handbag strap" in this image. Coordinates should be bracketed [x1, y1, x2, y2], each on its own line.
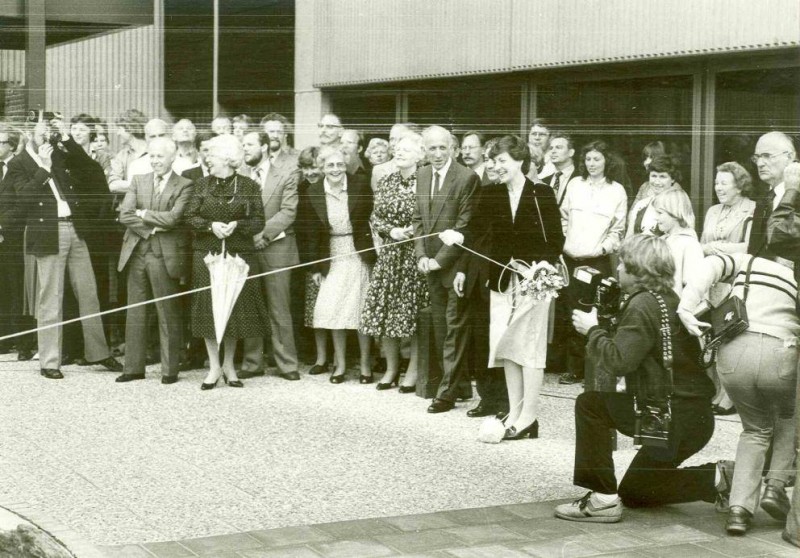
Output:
[742, 253, 757, 305]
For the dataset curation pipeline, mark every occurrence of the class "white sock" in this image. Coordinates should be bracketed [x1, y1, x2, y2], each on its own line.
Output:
[591, 492, 619, 505]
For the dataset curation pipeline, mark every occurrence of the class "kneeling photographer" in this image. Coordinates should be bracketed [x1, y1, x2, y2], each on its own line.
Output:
[555, 234, 721, 524]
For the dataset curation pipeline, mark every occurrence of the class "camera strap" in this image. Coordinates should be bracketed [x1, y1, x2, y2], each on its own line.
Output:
[650, 291, 674, 397]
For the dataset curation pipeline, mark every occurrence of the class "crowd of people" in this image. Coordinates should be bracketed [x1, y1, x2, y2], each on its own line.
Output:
[0, 109, 798, 542]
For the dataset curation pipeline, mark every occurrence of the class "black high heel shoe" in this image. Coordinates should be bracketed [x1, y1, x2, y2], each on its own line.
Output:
[308, 362, 329, 375]
[330, 371, 346, 384]
[359, 373, 374, 385]
[504, 420, 539, 440]
[222, 370, 243, 388]
[201, 376, 220, 391]
[398, 384, 416, 394]
[376, 372, 399, 390]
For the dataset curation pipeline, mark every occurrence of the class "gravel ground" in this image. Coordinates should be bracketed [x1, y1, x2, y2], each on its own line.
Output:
[0, 354, 742, 546]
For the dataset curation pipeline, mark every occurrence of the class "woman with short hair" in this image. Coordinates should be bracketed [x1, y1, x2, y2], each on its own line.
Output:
[304, 147, 376, 383]
[185, 135, 269, 389]
[626, 155, 683, 238]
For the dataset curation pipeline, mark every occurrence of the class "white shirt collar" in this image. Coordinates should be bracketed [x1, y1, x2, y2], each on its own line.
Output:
[431, 157, 452, 182]
[772, 182, 785, 210]
[156, 170, 172, 184]
[472, 162, 486, 177]
[324, 175, 348, 194]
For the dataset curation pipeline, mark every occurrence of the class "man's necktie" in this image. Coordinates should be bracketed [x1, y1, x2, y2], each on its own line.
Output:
[254, 167, 264, 189]
[433, 171, 440, 197]
[552, 171, 562, 195]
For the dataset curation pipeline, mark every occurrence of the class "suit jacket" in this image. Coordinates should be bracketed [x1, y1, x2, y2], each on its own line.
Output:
[117, 172, 194, 279]
[0, 155, 22, 233]
[300, 173, 375, 276]
[540, 167, 576, 207]
[8, 138, 107, 257]
[241, 163, 300, 268]
[464, 179, 564, 293]
[270, 148, 299, 173]
[412, 160, 479, 286]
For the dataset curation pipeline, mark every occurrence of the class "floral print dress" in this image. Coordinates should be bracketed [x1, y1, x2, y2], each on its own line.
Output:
[360, 171, 429, 338]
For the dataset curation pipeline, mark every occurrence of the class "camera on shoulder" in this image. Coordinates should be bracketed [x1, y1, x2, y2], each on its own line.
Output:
[573, 265, 622, 327]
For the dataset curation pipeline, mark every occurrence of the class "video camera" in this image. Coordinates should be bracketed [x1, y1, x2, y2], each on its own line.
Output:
[572, 265, 622, 328]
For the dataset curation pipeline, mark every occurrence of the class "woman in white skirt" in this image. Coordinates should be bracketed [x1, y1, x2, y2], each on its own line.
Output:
[303, 148, 376, 383]
[450, 135, 564, 439]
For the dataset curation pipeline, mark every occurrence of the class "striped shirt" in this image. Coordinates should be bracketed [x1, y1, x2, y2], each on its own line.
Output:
[680, 253, 799, 340]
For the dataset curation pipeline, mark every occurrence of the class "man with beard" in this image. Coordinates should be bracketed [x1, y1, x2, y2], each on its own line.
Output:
[239, 131, 301, 381]
[260, 113, 298, 173]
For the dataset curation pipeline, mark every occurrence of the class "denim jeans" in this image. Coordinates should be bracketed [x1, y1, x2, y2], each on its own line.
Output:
[717, 331, 798, 514]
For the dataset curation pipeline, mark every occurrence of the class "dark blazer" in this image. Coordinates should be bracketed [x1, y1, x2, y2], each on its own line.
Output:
[540, 166, 576, 207]
[747, 192, 775, 258]
[412, 160, 479, 286]
[300, 173, 375, 276]
[117, 172, 195, 279]
[7, 138, 107, 257]
[465, 179, 564, 293]
[0, 155, 23, 235]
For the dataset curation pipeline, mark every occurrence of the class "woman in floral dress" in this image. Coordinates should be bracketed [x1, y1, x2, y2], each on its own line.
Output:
[361, 133, 428, 391]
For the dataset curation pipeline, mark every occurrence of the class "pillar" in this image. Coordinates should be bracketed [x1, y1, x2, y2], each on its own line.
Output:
[293, 0, 331, 149]
[25, 0, 46, 112]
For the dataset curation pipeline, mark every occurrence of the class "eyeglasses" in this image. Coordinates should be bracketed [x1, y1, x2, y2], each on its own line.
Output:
[0, 140, 10, 145]
[750, 151, 790, 164]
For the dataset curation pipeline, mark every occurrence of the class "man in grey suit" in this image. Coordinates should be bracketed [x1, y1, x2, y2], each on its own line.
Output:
[413, 125, 479, 413]
[116, 138, 194, 384]
[260, 113, 298, 173]
[240, 131, 301, 381]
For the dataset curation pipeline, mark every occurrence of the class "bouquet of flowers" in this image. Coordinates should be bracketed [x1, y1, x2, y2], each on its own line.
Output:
[512, 260, 567, 302]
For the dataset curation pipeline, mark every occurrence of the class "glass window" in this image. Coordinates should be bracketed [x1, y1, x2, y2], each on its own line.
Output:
[537, 75, 694, 198]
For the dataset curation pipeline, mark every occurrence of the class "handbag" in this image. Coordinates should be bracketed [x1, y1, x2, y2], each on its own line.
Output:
[696, 255, 755, 366]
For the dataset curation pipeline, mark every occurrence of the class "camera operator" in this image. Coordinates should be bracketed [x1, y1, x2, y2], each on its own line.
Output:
[555, 235, 721, 524]
[5, 119, 122, 379]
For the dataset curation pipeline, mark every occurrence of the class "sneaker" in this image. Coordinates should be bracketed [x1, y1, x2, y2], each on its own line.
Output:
[554, 492, 622, 523]
[715, 460, 735, 513]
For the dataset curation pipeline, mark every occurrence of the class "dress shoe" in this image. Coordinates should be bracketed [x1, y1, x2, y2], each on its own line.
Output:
[359, 373, 374, 384]
[559, 372, 582, 385]
[427, 399, 454, 413]
[161, 376, 178, 385]
[712, 404, 737, 416]
[221, 372, 243, 388]
[17, 349, 34, 361]
[376, 373, 399, 390]
[467, 401, 497, 418]
[398, 384, 416, 394]
[92, 356, 123, 372]
[115, 373, 145, 383]
[760, 485, 790, 521]
[40, 369, 64, 379]
[238, 369, 265, 379]
[725, 505, 752, 535]
[308, 363, 329, 375]
[278, 371, 301, 381]
[330, 372, 346, 384]
[504, 420, 539, 440]
[200, 379, 219, 391]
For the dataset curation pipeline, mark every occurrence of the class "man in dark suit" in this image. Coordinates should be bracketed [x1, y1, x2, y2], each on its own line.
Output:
[341, 129, 372, 179]
[453, 167, 509, 418]
[116, 138, 194, 384]
[748, 131, 797, 259]
[7, 120, 121, 378]
[539, 132, 577, 377]
[0, 125, 36, 359]
[412, 125, 479, 413]
[181, 130, 213, 183]
[239, 131, 301, 381]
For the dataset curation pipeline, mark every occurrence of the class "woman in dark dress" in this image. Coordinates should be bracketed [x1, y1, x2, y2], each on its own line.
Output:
[185, 135, 269, 389]
[450, 135, 564, 440]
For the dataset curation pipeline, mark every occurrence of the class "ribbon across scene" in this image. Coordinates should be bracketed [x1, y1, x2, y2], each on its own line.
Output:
[0, 231, 512, 343]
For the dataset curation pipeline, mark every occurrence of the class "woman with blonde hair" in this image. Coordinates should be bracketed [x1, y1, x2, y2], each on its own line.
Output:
[652, 189, 704, 296]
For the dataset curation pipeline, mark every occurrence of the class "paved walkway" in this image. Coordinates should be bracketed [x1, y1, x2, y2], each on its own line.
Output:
[0, 353, 794, 557]
[100, 499, 797, 557]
